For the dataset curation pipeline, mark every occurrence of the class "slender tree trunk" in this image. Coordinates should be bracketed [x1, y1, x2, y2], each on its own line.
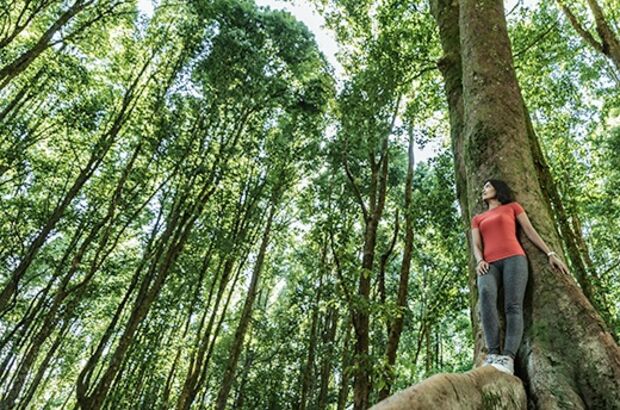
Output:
[232, 345, 254, 410]
[318, 306, 338, 410]
[0, 58, 151, 313]
[77, 172, 219, 409]
[215, 196, 278, 410]
[0, 0, 126, 91]
[351, 95, 400, 410]
[0, 142, 153, 408]
[0, 1, 54, 49]
[379, 126, 416, 400]
[17, 319, 72, 410]
[378, 212, 399, 307]
[74, 189, 167, 404]
[299, 248, 325, 410]
[425, 324, 432, 374]
[195, 247, 253, 400]
[175, 177, 265, 410]
[0, 67, 46, 125]
[337, 321, 352, 410]
[77, 220, 189, 409]
[175, 258, 243, 409]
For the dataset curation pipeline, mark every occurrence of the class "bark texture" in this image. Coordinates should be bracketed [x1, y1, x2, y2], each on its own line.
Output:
[370, 367, 526, 410]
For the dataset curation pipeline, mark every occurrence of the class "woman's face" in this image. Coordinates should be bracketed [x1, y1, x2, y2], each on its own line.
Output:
[482, 181, 496, 201]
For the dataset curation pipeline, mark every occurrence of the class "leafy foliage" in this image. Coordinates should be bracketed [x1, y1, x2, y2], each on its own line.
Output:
[0, 0, 617, 408]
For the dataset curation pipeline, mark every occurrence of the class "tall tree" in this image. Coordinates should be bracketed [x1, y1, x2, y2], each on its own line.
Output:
[378, 125, 416, 400]
[375, 0, 620, 407]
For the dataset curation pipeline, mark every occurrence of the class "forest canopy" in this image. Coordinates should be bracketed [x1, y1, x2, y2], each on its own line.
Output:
[0, 0, 618, 409]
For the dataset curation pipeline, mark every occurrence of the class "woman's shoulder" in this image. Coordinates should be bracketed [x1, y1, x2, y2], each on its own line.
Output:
[471, 209, 487, 221]
[507, 201, 525, 215]
[470, 213, 481, 229]
[508, 200, 523, 208]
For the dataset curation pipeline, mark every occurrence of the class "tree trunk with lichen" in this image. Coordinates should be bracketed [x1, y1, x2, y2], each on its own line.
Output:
[372, 0, 620, 408]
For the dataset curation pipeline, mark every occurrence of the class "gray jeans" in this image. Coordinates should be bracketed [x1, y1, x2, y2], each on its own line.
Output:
[477, 254, 528, 358]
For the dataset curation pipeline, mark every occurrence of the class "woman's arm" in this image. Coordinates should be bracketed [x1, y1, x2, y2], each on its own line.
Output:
[471, 228, 484, 263]
[471, 228, 489, 274]
[516, 211, 571, 274]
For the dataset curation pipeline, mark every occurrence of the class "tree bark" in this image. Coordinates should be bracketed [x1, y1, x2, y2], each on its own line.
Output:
[370, 367, 526, 410]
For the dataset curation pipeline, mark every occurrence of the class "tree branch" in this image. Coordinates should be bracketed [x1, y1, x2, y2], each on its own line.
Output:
[513, 20, 559, 60]
[557, 0, 605, 54]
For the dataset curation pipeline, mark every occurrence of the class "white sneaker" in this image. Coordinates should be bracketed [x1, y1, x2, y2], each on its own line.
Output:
[482, 353, 499, 367]
[491, 355, 514, 374]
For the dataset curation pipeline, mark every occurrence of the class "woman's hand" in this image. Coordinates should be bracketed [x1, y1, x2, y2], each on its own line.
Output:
[549, 255, 570, 275]
[476, 260, 490, 276]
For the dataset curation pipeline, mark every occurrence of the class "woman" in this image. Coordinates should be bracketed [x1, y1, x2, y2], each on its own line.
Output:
[470, 179, 569, 375]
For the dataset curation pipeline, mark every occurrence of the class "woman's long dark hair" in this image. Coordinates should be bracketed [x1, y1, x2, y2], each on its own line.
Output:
[484, 179, 515, 207]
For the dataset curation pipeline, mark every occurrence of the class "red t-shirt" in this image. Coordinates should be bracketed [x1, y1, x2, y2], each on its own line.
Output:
[471, 202, 526, 262]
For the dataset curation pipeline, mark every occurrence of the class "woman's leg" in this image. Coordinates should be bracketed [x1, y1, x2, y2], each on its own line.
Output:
[477, 262, 502, 355]
[501, 255, 529, 358]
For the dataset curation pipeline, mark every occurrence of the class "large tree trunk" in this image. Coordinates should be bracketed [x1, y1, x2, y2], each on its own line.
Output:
[373, 0, 620, 408]
[458, 0, 620, 405]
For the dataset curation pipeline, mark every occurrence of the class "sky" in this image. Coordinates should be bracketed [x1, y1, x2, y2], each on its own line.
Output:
[138, 0, 154, 17]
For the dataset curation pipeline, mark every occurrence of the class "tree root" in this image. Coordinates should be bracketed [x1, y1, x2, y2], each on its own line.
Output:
[371, 366, 526, 409]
